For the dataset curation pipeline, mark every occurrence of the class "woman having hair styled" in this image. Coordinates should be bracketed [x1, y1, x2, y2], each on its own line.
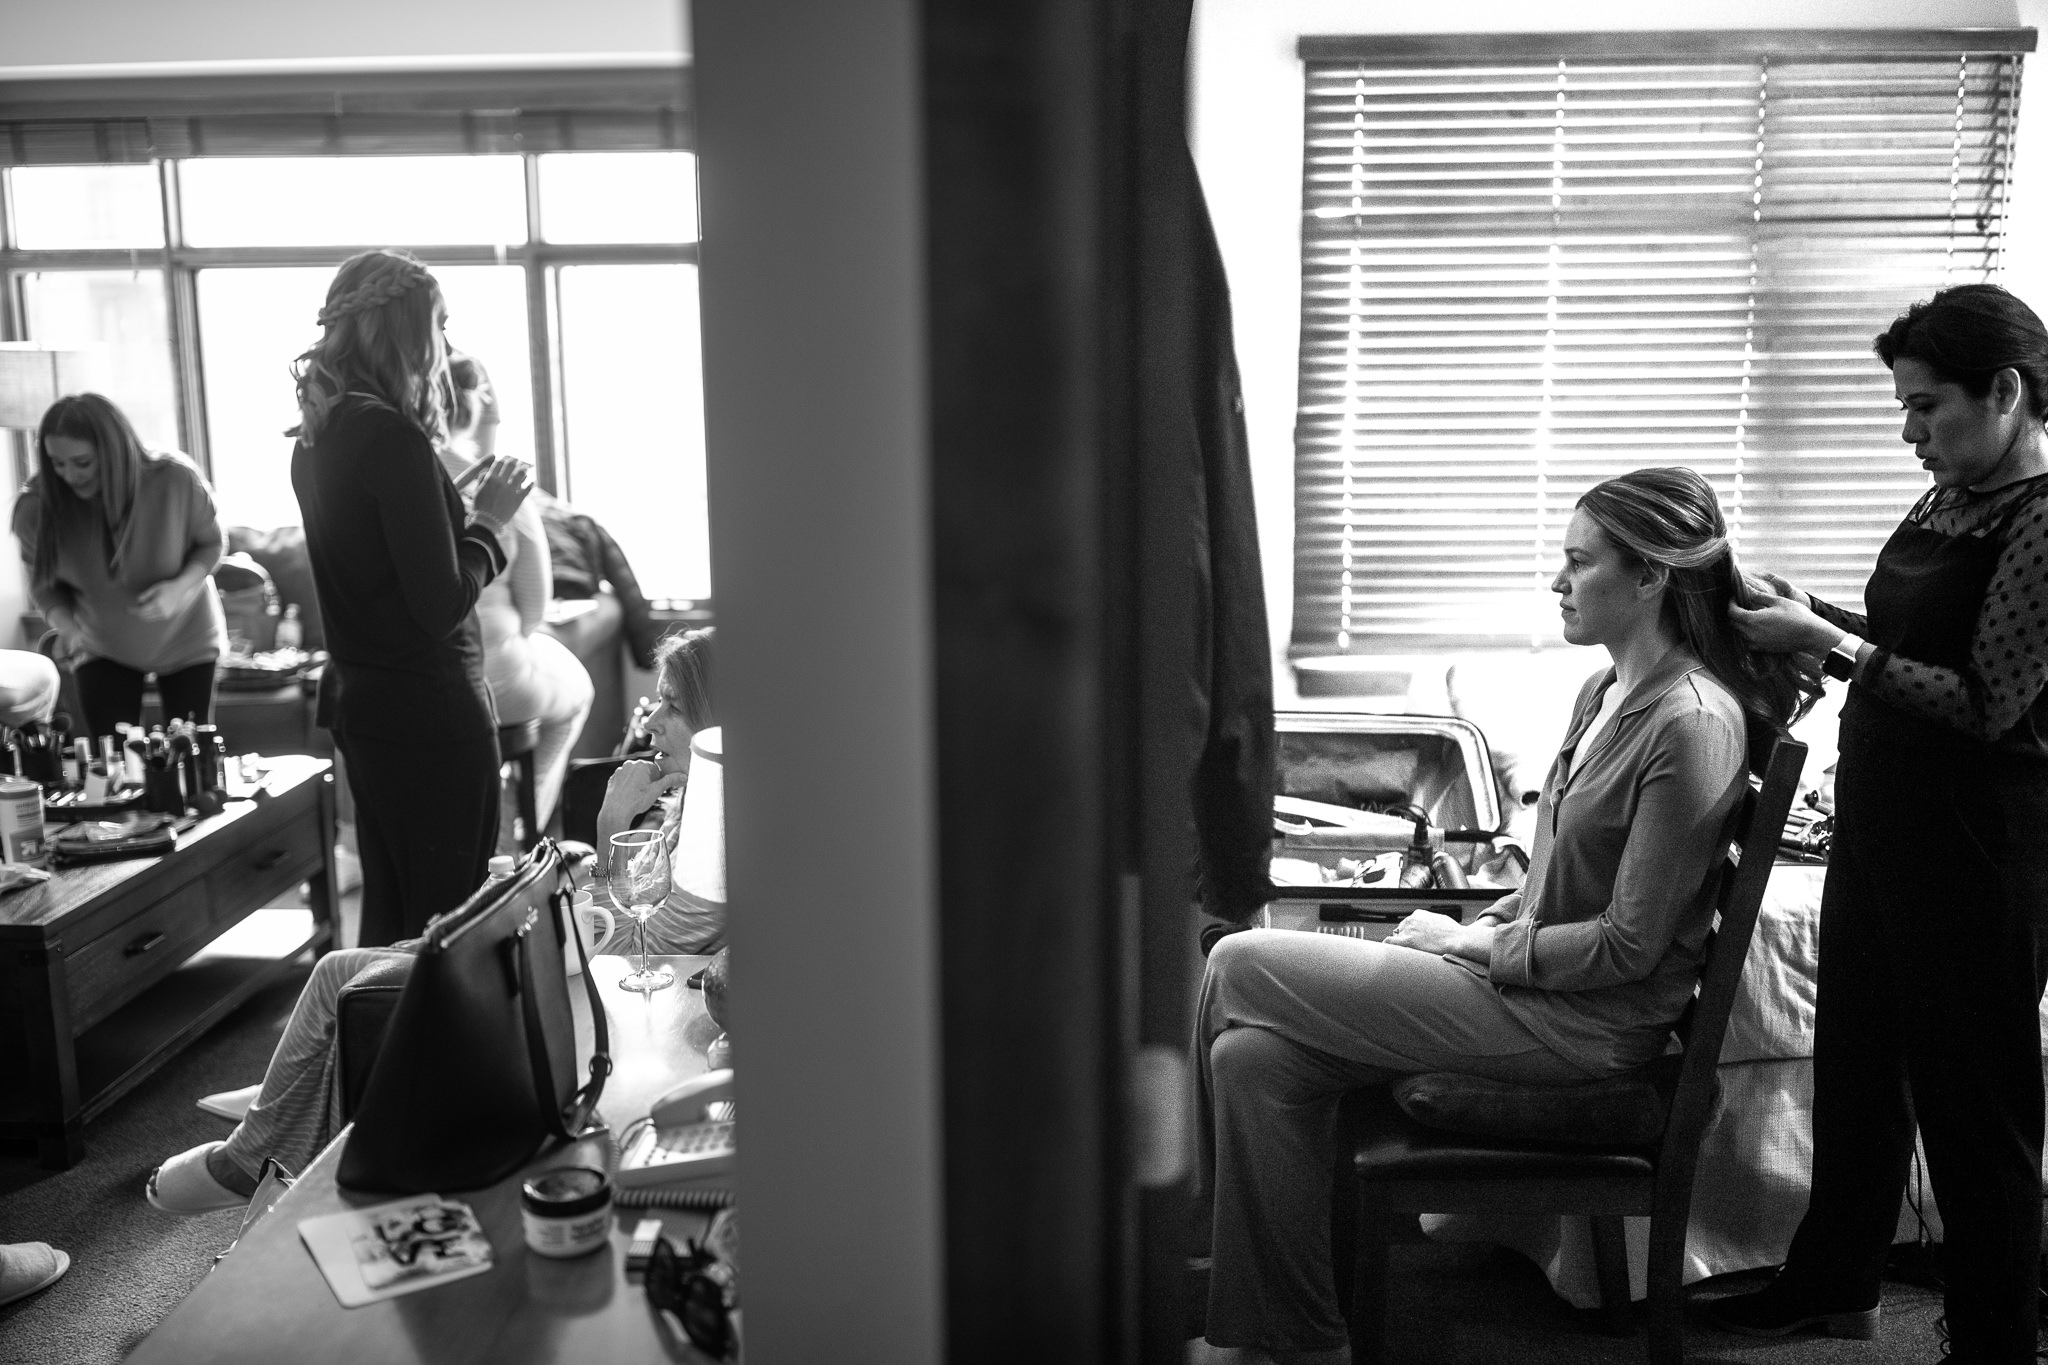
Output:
[11, 393, 226, 738]
[1195, 467, 1813, 1365]
[1714, 284, 2048, 1363]
[291, 249, 533, 947]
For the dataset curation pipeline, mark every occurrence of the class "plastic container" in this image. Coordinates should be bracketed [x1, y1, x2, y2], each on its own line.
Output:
[521, 1167, 612, 1259]
[0, 776, 48, 868]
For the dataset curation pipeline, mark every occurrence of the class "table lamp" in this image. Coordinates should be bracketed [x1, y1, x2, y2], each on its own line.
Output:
[671, 726, 725, 938]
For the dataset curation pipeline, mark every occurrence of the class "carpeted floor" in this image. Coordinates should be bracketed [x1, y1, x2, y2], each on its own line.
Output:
[1185, 1241, 1965, 1364]
[0, 964, 311, 1365]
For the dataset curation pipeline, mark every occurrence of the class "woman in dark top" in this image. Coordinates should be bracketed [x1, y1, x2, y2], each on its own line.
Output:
[1718, 284, 2048, 1364]
[290, 249, 532, 946]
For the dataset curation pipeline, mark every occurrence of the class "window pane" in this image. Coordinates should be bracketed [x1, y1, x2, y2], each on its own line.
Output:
[438, 268, 536, 470]
[539, 152, 698, 244]
[9, 165, 165, 249]
[179, 156, 527, 248]
[195, 267, 327, 531]
[195, 264, 531, 531]
[18, 271, 179, 453]
[557, 264, 708, 599]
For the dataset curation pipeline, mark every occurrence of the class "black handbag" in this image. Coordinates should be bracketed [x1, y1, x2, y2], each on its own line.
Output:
[338, 840, 612, 1193]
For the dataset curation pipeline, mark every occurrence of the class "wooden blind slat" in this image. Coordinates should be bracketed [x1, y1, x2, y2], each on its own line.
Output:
[1292, 46, 2022, 655]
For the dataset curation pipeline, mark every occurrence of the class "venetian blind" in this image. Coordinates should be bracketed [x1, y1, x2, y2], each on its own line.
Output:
[1291, 43, 2025, 655]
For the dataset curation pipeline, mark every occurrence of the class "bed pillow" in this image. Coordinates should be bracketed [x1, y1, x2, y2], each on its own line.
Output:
[1391, 1055, 1685, 1148]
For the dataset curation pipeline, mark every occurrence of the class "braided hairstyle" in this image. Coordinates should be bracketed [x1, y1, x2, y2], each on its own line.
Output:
[290, 249, 451, 446]
[1576, 467, 1820, 752]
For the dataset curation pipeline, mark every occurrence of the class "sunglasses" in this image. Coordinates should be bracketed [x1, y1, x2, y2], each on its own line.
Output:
[645, 1234, 737, 1360]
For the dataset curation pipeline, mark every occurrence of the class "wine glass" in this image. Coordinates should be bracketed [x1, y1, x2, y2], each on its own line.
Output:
[608, 829, 675, 992]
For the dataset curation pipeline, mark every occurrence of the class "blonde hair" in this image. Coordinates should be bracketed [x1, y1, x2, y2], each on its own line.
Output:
[290, 249, 450, 446]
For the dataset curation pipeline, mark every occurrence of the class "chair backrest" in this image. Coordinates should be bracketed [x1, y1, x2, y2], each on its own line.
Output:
[1657, 734, 1807, 1165]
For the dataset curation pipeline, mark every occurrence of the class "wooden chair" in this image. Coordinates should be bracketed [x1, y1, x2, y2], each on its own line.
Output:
[1343, 735, 1807, 1365]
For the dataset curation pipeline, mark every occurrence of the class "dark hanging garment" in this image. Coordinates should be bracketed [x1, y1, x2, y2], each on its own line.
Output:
[1162, 137, 1276, 925]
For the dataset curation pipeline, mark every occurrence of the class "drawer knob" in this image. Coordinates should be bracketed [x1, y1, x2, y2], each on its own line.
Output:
[125, 932, 167, 957]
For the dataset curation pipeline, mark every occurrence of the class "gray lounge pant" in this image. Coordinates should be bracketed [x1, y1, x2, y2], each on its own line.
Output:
[1196, 928, 1594, 1352]
[220, 945, 415, 1182]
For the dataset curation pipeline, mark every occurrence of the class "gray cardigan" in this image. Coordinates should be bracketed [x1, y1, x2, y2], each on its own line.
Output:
[1479, 647, 1749, 1074]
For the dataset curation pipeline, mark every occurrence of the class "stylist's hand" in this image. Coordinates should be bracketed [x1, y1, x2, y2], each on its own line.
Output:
[1740, 569, 1810, 611]
[133, 574, 203, 622]
[1728, 588, 1841, 656]
[468, 456, 535, 532]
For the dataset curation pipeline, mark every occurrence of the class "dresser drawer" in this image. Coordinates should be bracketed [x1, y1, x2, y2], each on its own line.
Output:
[65, 879, 214, 1033]
[207, 810, 323, 921]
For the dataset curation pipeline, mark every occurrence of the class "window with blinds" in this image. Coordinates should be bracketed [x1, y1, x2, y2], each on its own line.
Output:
[1291, 36, 2028, 656]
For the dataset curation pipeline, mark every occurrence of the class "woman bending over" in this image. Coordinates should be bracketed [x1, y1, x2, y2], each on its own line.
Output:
[12, 394, 226, 737]
[1195, 466, 1814, 1364]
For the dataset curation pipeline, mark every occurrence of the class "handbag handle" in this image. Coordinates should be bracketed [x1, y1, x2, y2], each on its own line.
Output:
[517, 845, 613, 1142]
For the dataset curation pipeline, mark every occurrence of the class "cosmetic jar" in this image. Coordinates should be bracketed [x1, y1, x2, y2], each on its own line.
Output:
[521, 1166, 613, 1258]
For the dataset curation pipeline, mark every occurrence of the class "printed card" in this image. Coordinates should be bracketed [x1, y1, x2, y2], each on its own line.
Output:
[299, 1195, 494, 1307]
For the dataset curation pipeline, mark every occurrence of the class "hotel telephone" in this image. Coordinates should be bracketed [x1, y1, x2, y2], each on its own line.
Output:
[617, 1069, 736, 1190]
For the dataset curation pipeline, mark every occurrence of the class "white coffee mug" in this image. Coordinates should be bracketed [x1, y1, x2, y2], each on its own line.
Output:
[564, 889, 616, 976]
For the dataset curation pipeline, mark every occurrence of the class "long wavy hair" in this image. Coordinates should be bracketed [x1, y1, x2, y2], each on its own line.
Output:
[1576, 467, 1819, 742]
[290, 249, 450, 447]
[31, 393, 149, 589]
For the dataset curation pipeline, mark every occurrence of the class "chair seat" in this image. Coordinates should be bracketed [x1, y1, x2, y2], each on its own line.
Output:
[1352, 1104, 1657, 1183]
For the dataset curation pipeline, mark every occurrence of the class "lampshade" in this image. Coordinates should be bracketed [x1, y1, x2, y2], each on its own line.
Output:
[0, 345, 79, 430]
[670, 726, 725, 940]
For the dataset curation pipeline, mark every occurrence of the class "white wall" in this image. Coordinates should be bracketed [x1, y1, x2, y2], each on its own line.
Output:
[0, 0, 685, 75]
[1190, 0, 2030, 706]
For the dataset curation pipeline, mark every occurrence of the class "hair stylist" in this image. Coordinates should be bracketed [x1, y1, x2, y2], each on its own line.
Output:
[291, 249, 533, 947]
[1716, 284, 2048, 1363]
[11, 393, 226, 737]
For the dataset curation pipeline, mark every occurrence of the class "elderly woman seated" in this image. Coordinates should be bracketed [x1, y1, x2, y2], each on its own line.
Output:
[144, 629, 719, 1213]
[1192, 468, 1816, 1365]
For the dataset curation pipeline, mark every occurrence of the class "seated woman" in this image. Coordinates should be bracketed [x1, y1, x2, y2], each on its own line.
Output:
[589, 626, 723, 954]
[441, 354, 594, 848]
[1194, 467, 1815, 1365]
[144, 627, 717, 1214]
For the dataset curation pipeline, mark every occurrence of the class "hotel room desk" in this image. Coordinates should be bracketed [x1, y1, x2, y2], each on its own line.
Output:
[127, 952, 723, 1365]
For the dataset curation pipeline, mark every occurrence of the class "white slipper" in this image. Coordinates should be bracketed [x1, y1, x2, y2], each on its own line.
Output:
[0, 1243, 68, 1308]
[147, 1141, 248, 1215]
[196, 1082, 262, 1122]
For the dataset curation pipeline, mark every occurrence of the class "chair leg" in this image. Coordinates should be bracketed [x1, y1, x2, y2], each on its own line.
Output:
[1590, 1215, 1634, 1336]
[1642, 1214, 1687, 1365]
[1349, 1193, 1392, 1365]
